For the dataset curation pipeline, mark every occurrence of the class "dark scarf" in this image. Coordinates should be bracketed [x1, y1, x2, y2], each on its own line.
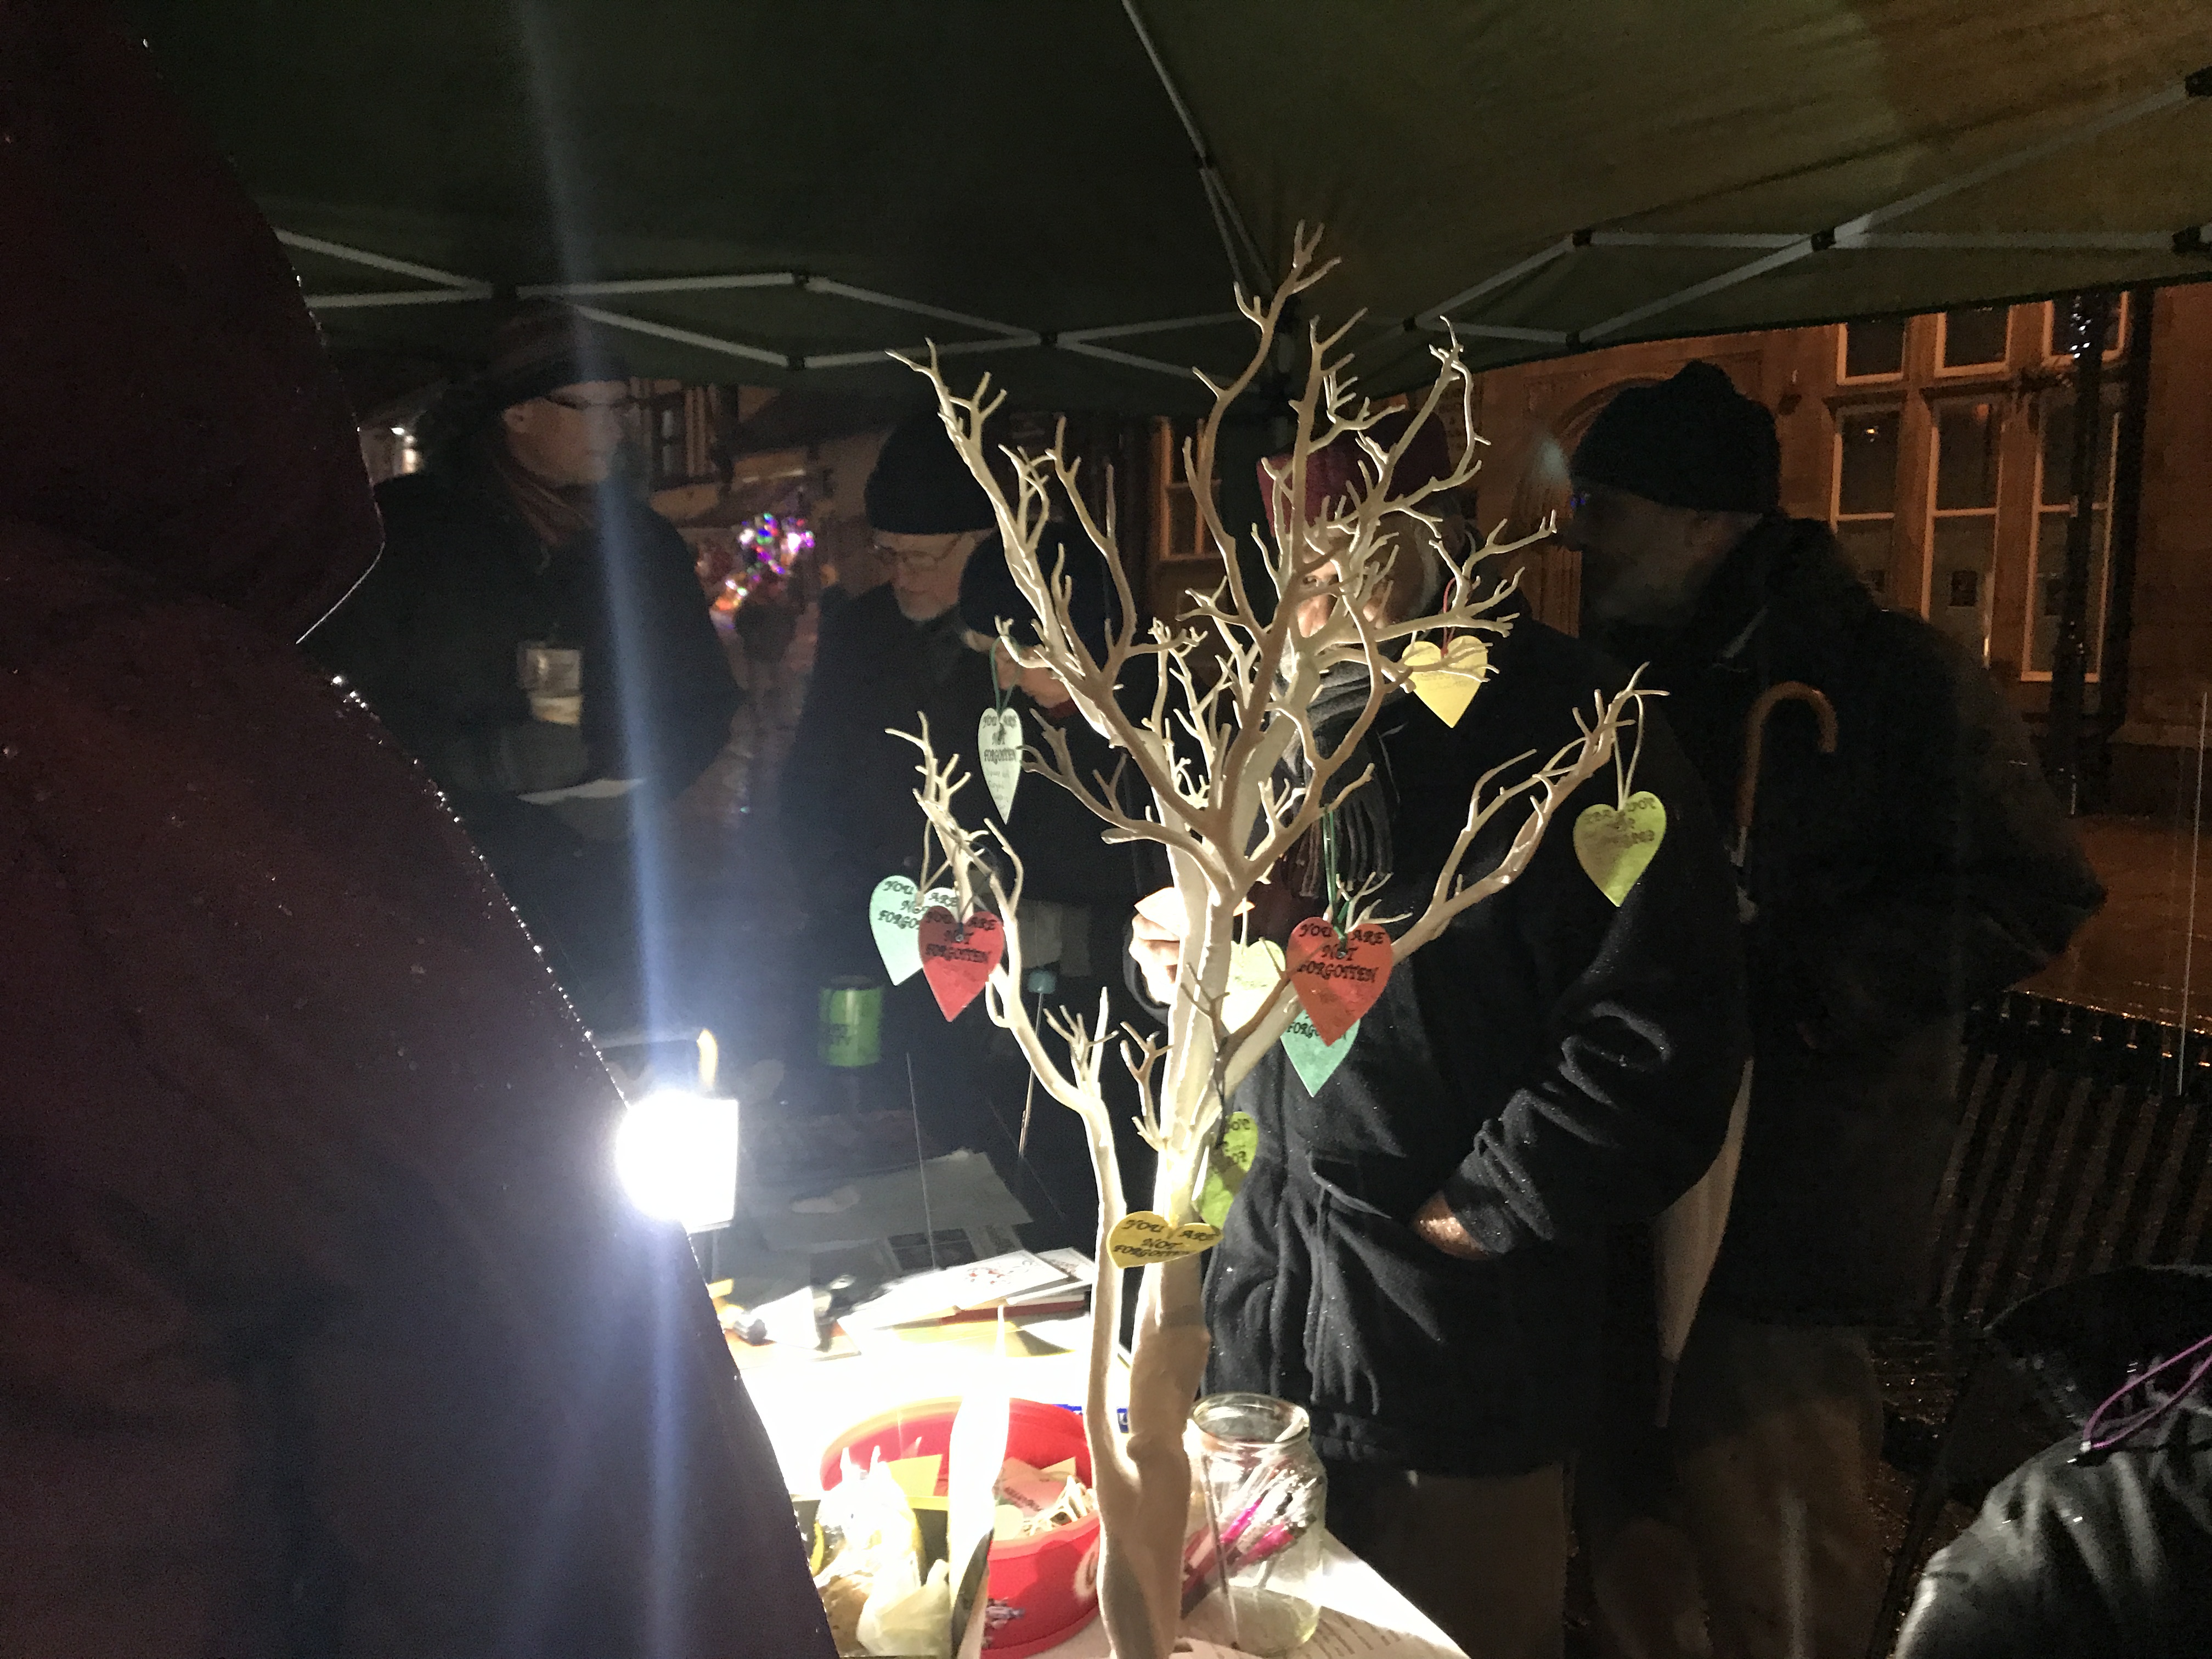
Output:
[1281, 661, 1401, 907]
[484, 433, 600, 557]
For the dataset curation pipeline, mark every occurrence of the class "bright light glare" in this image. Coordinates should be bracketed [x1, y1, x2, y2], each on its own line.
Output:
[615, 1089, 739, 1233]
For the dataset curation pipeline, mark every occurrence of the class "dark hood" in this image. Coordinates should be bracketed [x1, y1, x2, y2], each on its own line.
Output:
[0, 1, 380, 643]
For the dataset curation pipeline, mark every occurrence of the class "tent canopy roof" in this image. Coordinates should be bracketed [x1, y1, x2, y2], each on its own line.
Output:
[134, 1, 2212, 411]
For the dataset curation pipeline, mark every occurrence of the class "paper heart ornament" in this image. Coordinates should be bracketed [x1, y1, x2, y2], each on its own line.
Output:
[869, 877, 957, 984]
[1221, 939, 1286, 1031]
[1402, 635, 1491, 727]
[1217, 1110, 1259, 1173]
[1285, 917, 1392, 1046]
[917, 906, 1005, 1018]
[1282, 1011, 1359, 1093]
[978, 706, 1024, 819]
[1197, 1110, 1260, 1229]
[1574, 791, 1667, 906]
[1105, 1211, 1223, 1268]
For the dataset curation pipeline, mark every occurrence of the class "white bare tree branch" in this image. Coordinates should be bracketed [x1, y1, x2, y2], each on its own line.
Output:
[884, 227, 1638, 1659]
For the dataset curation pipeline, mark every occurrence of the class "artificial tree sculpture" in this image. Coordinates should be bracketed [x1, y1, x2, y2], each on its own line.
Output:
[893, 228, 1644, 1659]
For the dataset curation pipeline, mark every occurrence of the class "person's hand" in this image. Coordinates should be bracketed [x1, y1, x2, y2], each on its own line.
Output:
[1412, 1192, 1487, 1261]
[1128, 886, 1187, 1007]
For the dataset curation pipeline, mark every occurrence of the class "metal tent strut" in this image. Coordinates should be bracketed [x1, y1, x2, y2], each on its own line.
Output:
[291, 236, 1224, 379]
[1119, 0, 1269, 294]
[283, 64, 2210, 380]
[1419, 65, 2211, 343]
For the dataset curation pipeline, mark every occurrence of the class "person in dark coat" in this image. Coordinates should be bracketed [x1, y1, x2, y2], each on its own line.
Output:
[1564, 363, 2106, 1659]
[1130, 424, 1750, 1659]
[958, 529, 1153, 1245]
[1895, 1266, 2212, 1659]
[307, 304, 741, 1032]
[781, 411, 1007, 975]
[0, 7, 833, 1655]
[778, 414, 1033, 1158]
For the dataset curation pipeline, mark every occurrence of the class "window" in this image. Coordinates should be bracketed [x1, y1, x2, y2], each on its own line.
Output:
[2041, 293, 2129, 364]
[1151, 417, 1218, 564]
[1928, 400, 2002, 663]
[1831, 409, 1900, 594]
[1938, 307, 2011, 370]
[2024, 393, 2121, 676]
[1838, 317, 1905, 381]
[639, 385, 720, 489]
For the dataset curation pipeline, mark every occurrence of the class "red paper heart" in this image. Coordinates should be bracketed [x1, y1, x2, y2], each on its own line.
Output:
[917, 906, 1005, 1019]
[1285, 918, 1392, 1045]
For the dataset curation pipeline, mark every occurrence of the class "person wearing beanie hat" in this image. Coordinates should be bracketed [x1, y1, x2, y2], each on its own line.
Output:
[864, 409, 1000, 622]
[1561, 364, 2103, 1659]
[783, 414, 1136, 1203]
[308, 302, 740, 1030]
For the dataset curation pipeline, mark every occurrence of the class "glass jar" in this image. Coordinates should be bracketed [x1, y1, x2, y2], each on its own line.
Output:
[1184, 1391, 1328, 1655]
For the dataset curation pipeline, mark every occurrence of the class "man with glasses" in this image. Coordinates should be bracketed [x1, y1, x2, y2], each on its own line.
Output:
[780, 411, 1020, 1146]
[309, 303, 740, 1032]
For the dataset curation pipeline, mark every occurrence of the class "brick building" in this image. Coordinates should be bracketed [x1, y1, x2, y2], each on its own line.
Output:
[1463, 284, 2212, 811]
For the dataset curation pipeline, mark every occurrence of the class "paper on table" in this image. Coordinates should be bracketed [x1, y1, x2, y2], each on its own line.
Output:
[842, 1249, 1077, 1330]
[1035, 1531, 1463, 1658]
[1035, 1246, 1094, 1282]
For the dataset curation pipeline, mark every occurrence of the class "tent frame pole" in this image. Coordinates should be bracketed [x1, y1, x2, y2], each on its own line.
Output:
[1418, 72, 2203, 341]
[2045, 291, 2114, 812]
[2090, 286, 2158, 794]
[1119, 0, 1268, 290]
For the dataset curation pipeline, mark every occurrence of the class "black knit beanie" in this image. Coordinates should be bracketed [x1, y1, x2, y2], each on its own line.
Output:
[959, 524, 1121, 661]
[1569, 362, 1780, 515]
[865, 411, 997, 534]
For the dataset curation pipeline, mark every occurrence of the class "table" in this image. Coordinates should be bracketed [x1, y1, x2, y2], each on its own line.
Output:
[736, 1328, 1465, 1658]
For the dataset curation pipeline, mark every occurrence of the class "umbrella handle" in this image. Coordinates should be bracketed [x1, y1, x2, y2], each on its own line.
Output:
[1734, 681, 1837, 853]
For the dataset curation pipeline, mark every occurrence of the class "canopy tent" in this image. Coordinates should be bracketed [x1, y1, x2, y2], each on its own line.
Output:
[132, 2, 2212, 413]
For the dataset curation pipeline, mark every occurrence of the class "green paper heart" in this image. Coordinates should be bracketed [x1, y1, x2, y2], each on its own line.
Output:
[1574, 791, 1667, 906]
[868, 876, 957, 984]
[1282, 1012, 1359, 1094]
[1197, 1113, 1259, 1228]
[978, 706, 1023, 819]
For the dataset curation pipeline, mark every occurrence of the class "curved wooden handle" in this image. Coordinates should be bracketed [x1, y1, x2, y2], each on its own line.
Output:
[1736, 681, 1838, 837]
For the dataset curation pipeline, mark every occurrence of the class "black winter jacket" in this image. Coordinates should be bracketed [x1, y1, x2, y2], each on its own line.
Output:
[1590, 519, 2103, 1323]
[1897, 1268, 2212, 1659]
[780, 579, 1141, 975]
[308, 465, 740, 832]
[1205, 616, 1749, 1477]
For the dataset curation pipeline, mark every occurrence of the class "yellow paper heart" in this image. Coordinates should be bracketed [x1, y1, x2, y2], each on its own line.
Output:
[1106, 1211, 1223, 1268]
[1403, 636, 1491, 727]
[1574, 791, 1667, 905]
[1221, 940, 1286, 1031]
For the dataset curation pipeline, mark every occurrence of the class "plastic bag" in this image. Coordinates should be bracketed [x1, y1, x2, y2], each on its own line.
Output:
[814, 1453, 923, 1657]
[857, 1556, 950, 1658]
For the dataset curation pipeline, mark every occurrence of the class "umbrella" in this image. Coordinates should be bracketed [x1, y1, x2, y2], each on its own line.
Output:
[131, 2, 2212, 409]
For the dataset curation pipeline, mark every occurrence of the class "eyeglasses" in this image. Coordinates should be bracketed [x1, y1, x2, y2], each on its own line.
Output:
[870, 537, 964, 572]
[541, 391, 639, 417]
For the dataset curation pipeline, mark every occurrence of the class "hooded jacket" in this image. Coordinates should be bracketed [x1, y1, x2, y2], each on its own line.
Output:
[1590, 518, 2104, 1323]
[0, 9, 831, 1655]
[1896, 1268, 2212, 1659]
[1204, 615, 1749, 1477]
